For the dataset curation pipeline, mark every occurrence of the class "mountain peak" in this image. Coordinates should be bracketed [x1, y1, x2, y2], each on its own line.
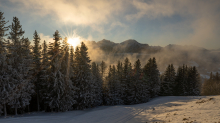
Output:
[120, 39, 139, 45]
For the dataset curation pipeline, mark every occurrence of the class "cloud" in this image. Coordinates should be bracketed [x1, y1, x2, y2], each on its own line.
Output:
[3, 0, 220, 49]
[126, 0, 175, 21]
[39, 33, 53, 44]
[126, 0, 220, 49]
[8, 0, 126, 27]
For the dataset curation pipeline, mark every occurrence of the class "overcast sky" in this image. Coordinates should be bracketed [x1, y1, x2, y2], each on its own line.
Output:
[0, 0, 220, 49]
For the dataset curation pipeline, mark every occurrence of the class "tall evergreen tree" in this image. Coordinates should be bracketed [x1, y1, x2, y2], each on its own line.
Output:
[143, 57, 160, 98]
[46, 30, 66, 111]
[73, 42, 92, 109]
[104, 65, 112, 105]
[174, 66, 183, 96]
[91, 62, 103, 106]
[105, 64, 122, 105]
[160, 64, 176, 96]
[59, 37, 76, 111]
[99, 61, 107, 79]
[40, 40, 50, 110]
[133, 59, 149, 103]
[121, 57, 133, 104]
[0, 11, 9, 116]
[20, 37, 34, 112]
[7, 17, 34, 115]
[174, 65, 189, 96]
[116, 60, 123, 104]
[187, 66, 200, 96]
[32, 30, 42, 111]
[0, 11, 8, 53]
[46, 31, 76, 111]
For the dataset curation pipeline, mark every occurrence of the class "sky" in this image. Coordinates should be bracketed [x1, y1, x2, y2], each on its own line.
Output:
[0, 0, 220, 49]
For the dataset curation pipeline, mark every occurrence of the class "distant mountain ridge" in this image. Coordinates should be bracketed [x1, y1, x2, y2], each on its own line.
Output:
[84, 39, 208, 54]
[85, 39, 161, 53]
[84, 39, 220, 78]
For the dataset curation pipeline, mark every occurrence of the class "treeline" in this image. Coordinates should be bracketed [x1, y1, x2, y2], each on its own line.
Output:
[160, 64, 200, 96]
[202, 72, 220, 95]
[103, 58, 160, 105]
[0, 12, 201, 116]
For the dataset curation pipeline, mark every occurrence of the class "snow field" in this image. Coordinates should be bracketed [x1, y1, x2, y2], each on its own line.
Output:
[1, 96, 220, 123]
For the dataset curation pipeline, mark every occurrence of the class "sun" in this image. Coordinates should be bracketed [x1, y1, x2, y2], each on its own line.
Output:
[67, 37, 81, 48]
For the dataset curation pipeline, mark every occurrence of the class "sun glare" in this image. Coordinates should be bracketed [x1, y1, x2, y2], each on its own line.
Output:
[67, 37, 81, 48]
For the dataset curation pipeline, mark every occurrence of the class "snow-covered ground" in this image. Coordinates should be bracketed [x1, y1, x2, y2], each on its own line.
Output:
[1, 96, 220, 123]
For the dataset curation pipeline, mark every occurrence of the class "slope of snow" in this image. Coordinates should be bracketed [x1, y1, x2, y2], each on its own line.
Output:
[1, 96, 220, 123]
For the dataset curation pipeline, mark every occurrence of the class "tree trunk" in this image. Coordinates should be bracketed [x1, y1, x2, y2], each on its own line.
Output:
[4, 104, 7, 116]
[27, 105, 30, 112]
[15, 105, 17, 115]
[37, 90, 40, 111]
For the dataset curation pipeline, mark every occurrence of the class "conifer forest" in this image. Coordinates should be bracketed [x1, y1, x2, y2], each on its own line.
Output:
[0, 11, 211, 117]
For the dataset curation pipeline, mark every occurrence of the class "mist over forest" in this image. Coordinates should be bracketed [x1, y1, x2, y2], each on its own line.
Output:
[84, 39, 220, 78]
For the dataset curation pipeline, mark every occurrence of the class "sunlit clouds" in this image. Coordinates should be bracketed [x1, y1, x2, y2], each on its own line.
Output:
[1, 0, 220, 49]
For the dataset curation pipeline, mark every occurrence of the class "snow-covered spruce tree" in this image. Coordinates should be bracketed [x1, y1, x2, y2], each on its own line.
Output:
[131, 59, 141, 104]
[174, 66, 183, 96]
[47, 58, 64, 111]
[174, 65, 188, 96]
[20, 37, 34, 113]
[121, 57, 134, 105]
[69, 46, 79, 108]
[132, 59, 149, 104]
[102, 67, 109, 105]
[32, 30, 42, 111]
[191, 66, 201, 95]
[99, 60, 107, 80]
[112, 65, 119, 105]
[59, 37, 76, 111]
[0, 11, 8, 50]
[40, 40, 50, 110]
[143, 57, 160, 98]
[0, 52, 8, 116]
[160, 64, 176, 96]
[46, 30, 63, 111]
[186, 66, 200, 96]
[181, 65, 188, 96]
[46, 31, 76, 111]
[7, 17, 34, 115]
[105, 65, 121, 105]
[103, 65, 111, 105]
[116, 60, 123, 105]
[91, 62, 103, 107]
[112, 64, 123, 105]
[72, 46, 80, 109]
[73, 42, 92, 109]
[0, 11, 10, 116]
